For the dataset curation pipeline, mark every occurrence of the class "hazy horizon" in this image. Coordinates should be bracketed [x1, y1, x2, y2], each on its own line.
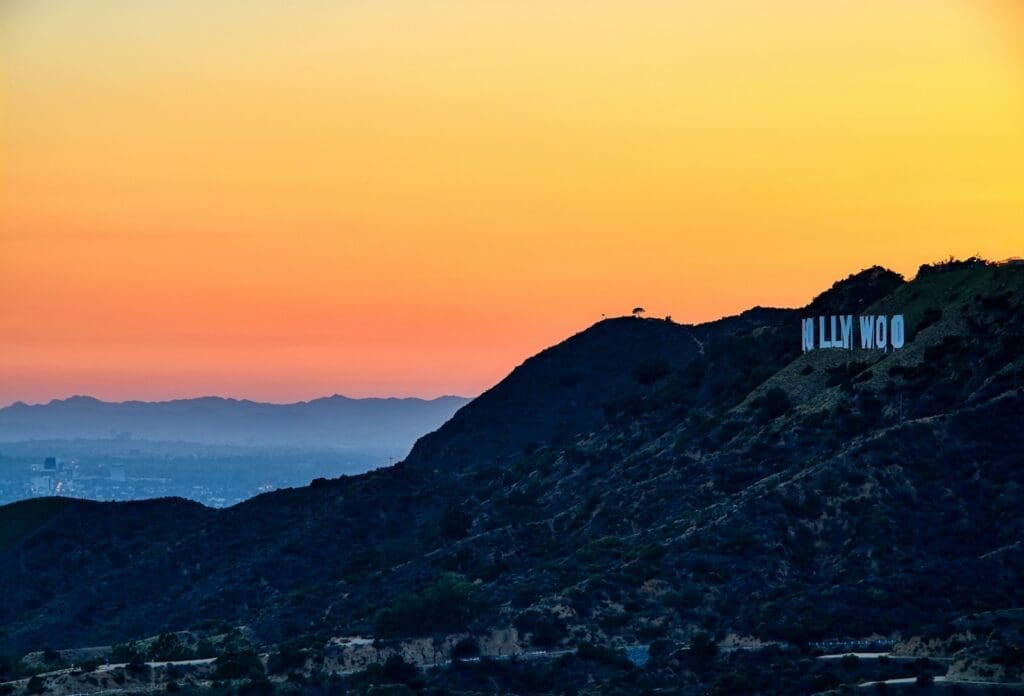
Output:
[0, 392, 474, 410]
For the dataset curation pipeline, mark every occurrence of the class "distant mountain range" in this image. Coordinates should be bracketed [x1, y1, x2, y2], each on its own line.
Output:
[0, 394, 471, 450]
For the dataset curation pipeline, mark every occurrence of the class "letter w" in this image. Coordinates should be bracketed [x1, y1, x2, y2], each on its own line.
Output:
[859, 315, 875, 349]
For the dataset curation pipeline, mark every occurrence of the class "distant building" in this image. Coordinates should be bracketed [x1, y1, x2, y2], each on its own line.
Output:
[30, 475, 54, 495]
[44, 457, 58, 471]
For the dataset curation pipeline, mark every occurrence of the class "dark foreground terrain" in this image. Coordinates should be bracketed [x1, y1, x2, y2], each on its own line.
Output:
[1, 258, 1022, 694]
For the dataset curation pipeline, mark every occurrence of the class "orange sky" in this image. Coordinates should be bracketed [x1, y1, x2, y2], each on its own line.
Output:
[1, 0, 1023, 405]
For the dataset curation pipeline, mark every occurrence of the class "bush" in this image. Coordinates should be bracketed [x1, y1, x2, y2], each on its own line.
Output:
[646, 639, 676, 662]
[236, 678, 274, 696]
[382, 655, 418, 683]
[633, 359, 671, 386]
[195, 639, 218, 659]
[374, 573, 483, 639]
[690, 631, 718, 660]
[451, 637, 480, 661]
[213, 649, 264, 680]
[150, 633, 194, 662]
[664, 586, 702, 611]
[267, 643, 307, 674]
[0, 654, 26, 682]
[26, 675, 45, 694]
[711, 672, 753, 695]
[575, 642, 633, 669]
[110, 642, 144, 664]
[514, 610, 568, 648]
[756, 387, 793, 421]
[440, 502, 473, 540]
[78, 657, 104, 672]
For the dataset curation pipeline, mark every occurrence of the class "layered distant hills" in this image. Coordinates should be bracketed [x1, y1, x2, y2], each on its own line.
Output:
[0, 395, 470, 450]
[1, 259, 1022, 693]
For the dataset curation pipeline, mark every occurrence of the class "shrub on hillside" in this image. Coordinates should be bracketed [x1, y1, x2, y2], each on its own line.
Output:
[575, 642, 633, 669]
[754, 387, 793, 421]
[213, 649, 264, 680]
[382, 655, 418, 683]
[452, 637, 480, 661]
[374, 573, 482, 639]
[150, 633, 194, 661]
[440, 501, 473, 540]
[633, 359, 671, 385]
[514, 609, 568, 648]
[0, 654, 28, 683]
[110, 642, 144, 664]
[267, 643, 308, 674]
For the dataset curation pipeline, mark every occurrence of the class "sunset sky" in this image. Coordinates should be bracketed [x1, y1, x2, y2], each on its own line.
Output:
[2, 0, 1023, 405]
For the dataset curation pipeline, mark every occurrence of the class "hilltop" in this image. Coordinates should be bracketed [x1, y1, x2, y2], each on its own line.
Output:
[0, 259, 1022, 694]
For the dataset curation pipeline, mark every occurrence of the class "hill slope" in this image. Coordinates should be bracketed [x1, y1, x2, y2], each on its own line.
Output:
[0, 260, 1021, 667]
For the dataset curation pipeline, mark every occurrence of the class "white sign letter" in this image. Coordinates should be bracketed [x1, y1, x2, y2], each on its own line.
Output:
[802, 318, 815, 352]
[859, 315, 875, 349]
[840, 315, 853, 349]
[891, 314, 905, 349]
[875, 315, 888, 351]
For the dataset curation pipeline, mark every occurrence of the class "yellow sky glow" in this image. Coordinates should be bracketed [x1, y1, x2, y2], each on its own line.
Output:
[1, 0, 1022, 403]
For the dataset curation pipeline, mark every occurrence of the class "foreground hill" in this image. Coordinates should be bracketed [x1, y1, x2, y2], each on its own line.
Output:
[1, 259, 1022, 693]
[0, 394, 469, 450]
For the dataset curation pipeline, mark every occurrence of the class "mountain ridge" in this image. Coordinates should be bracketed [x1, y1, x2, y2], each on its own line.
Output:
[0, 394, 471, 450]
[0, 259, 1021, 693]
[4, 394, 470, 408]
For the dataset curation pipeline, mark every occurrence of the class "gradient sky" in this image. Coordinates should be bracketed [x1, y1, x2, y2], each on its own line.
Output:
[2, 0, 1023, 405]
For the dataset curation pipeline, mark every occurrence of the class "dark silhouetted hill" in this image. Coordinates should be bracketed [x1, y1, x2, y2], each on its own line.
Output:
[0, 259, 1021, 677]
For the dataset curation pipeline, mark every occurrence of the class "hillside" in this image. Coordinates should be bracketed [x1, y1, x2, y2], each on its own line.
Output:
[1, 260, 1022, 694]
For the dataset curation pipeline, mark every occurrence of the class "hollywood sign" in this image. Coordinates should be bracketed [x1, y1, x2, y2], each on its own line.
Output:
[802, 314, 906, 352]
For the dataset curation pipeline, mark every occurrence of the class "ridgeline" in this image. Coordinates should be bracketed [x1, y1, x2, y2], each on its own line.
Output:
[2, 259, 1022, 694]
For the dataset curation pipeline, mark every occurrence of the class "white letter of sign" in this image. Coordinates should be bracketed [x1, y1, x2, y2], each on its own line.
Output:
[874, 315, 888, 351]
[840, 315, 853, 349]
[860, 315, 875, 349]
[891, 314, 905, 349]
[802, 318, 815, 352]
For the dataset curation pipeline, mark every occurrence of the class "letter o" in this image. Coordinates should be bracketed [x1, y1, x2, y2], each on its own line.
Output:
[891, 315, 905, 349]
